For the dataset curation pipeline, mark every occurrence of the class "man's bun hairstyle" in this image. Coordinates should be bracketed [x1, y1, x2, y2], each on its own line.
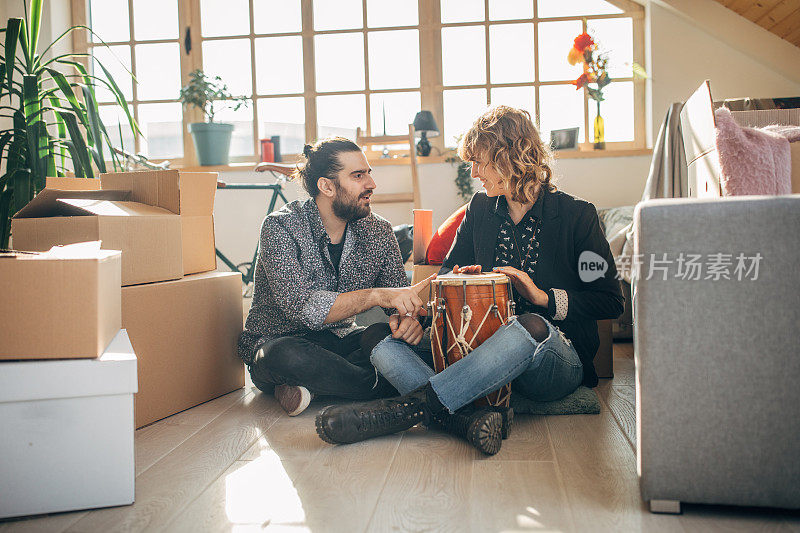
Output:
[293, 137, 362, 197]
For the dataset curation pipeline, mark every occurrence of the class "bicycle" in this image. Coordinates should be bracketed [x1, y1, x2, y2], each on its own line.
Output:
[215, 162, 297, 296]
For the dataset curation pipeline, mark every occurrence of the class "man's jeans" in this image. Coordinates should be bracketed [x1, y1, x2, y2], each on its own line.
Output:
[370, 315, 583, 413]
[249, 326, 397, 400]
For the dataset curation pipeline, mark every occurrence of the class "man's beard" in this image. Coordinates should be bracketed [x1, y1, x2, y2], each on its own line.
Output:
[332, 183, 371, 221]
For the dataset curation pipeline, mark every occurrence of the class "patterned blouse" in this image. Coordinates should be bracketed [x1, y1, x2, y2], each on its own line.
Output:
[493, 193, 544, 315]
[237, 198, 408, 364]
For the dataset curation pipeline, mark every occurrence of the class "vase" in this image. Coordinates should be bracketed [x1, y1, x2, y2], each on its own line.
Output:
[593, 100, 605, 150]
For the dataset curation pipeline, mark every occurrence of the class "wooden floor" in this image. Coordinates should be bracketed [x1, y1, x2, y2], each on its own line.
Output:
[3, 342, 799, 532]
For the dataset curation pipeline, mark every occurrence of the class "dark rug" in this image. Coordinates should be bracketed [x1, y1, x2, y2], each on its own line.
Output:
[510, 386, 601, 415]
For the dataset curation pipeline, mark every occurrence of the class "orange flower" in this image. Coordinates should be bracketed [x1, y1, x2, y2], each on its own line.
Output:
[567, 46, 583, 66]
[573, 32, 594, 52]
[573, 73, 590, 90]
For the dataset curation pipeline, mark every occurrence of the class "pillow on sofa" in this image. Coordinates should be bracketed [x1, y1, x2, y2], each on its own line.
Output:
[425, 204, 467, 265]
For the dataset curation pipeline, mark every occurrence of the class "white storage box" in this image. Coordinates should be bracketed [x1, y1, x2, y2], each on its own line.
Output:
[0, 330, 138, 519]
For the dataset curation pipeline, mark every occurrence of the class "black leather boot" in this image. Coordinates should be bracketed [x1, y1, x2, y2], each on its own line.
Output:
[430, 406, 503, 455]
[491, 405, 514, 440]
[316, 386, 430, 445]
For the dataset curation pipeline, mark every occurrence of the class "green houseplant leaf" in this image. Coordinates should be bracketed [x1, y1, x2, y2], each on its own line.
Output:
[0, 0, 137, 247]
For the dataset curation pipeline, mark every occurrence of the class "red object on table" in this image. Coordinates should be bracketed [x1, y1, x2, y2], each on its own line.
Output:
[260, 139, 274, 162]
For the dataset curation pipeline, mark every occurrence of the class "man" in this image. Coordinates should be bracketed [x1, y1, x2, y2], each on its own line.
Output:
[238, 137, 431, 417]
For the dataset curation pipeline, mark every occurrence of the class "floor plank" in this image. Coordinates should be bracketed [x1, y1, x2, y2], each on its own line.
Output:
[0, 512, 86, 533]
[165, 401, 326, 532]
[678, 504, 798, 532]
[286, 432, 402, 533]
[63, 392, 283, 533]
[547, 411, 684, 533]
[135, 389, 248, 475]
[366, 426, 474, 533]
[470, 461, 574, 533]
[486, 414, 552, 462]
[597, 384, 637, 452]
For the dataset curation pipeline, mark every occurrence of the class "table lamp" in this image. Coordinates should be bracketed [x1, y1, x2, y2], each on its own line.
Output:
[413, 111, 440, 157]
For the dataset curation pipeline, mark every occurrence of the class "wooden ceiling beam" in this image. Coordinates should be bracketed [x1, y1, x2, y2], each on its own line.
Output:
[711, 0, 800, 48]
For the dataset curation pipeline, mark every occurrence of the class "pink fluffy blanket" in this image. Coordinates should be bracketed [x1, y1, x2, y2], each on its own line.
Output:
[714, 107, 793, 196]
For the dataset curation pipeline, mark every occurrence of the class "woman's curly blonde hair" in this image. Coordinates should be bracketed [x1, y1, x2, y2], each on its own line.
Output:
[457, 105, 555, 203]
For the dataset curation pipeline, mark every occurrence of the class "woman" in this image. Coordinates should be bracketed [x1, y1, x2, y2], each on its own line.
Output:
[315, 106, 624, 454]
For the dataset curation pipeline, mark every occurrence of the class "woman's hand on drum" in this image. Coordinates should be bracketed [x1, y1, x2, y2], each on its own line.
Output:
[452, 264, 482, 274]
[492, 266, 549, 308]
[372, 274, 436, 317]
[388, 313, 425, 345]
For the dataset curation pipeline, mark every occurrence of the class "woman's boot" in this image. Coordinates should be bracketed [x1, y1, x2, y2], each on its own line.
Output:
[429, 405, 503, 455]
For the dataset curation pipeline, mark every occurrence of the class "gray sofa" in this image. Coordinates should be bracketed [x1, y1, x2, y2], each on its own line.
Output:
[634, 195, 800, 513]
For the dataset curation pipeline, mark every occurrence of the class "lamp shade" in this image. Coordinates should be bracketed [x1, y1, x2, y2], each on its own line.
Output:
[413, 111, 440, 138]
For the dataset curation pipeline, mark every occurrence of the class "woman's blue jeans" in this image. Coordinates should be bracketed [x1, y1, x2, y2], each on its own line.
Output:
[370, 314, 583, 413]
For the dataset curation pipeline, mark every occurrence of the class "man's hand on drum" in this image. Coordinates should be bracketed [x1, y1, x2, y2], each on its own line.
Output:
[388, 313, 425, 345]
[492, 266, 549, 307]
[372, 274, 436, 317]
[452, 264, 482, 274]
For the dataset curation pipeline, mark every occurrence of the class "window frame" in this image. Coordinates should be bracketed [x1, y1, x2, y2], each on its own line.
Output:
[72, 0, 646, 167]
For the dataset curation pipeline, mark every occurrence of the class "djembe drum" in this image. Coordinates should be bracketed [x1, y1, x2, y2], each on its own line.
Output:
[429, 272, 515, 408]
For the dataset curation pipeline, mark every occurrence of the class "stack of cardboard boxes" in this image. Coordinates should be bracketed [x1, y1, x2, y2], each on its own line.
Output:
[11, 170, 246, 428]
[0, 170, 245, 518]
[0, 243, 138, 518]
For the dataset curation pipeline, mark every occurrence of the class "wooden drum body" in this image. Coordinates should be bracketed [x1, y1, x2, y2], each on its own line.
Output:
[429, 272, 514, 408]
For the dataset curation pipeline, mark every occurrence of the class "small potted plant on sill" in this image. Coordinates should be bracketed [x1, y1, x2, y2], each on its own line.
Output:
[179, 69, 250, 166]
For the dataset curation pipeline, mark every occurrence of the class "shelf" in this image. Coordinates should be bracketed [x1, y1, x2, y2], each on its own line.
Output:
[172, 148, 652, 173]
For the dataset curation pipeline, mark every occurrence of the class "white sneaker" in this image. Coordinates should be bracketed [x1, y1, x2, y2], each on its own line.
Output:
[274, 384, 314, 416]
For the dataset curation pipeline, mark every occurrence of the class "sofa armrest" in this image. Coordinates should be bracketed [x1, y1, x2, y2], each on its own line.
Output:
[633, 195, 800, 509]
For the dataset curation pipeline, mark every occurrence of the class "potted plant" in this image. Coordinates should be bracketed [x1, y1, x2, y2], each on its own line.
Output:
[0, 0, 138, 248]
[179, 69, 249, 166]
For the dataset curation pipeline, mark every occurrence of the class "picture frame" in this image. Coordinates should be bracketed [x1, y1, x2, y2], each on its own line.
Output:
[549, 127, 580, 151]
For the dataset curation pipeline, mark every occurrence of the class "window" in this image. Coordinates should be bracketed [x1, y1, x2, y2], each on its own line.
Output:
[85, 0, 184, 160]
[74, 0, 644, 166]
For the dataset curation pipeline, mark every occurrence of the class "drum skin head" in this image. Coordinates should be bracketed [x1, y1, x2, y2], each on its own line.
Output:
[434, 272, 508, 285]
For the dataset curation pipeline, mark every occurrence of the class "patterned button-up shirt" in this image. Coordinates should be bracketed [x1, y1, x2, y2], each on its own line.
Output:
[238, 198, 408, 363]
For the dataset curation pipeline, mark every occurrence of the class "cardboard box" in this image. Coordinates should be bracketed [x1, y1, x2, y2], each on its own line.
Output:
[122, 271, 245, 428]
[411, 263, 441, 302]
[0, 329, 137, 518]
[101, 169, 218, 275]
[594, 318, 613, 378]
[0, 242, 121, 359]
[11, 188, 183, 286]
[46, 176, 101, 190]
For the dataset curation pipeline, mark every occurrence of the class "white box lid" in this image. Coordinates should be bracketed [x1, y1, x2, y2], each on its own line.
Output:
[0, 329, 138, 403]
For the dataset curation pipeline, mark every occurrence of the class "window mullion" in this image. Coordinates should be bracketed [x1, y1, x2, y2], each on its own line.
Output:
[484, 0, 490, 106]
[248, 0, 259, 158]
[301, 0, 317, 145]
[533, 0, 540, 130]
[419, 0, 444, 155]
[362, 0, 371, 135]
[581, 17, 590, 146]
[126, 0, 140, 155]
[178, 0, 202, 166]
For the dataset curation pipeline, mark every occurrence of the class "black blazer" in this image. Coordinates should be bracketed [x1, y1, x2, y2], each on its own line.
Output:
[440, 189, 624, 387]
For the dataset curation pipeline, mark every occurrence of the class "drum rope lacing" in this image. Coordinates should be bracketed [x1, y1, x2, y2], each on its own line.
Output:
[432, 279, 509, 357]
